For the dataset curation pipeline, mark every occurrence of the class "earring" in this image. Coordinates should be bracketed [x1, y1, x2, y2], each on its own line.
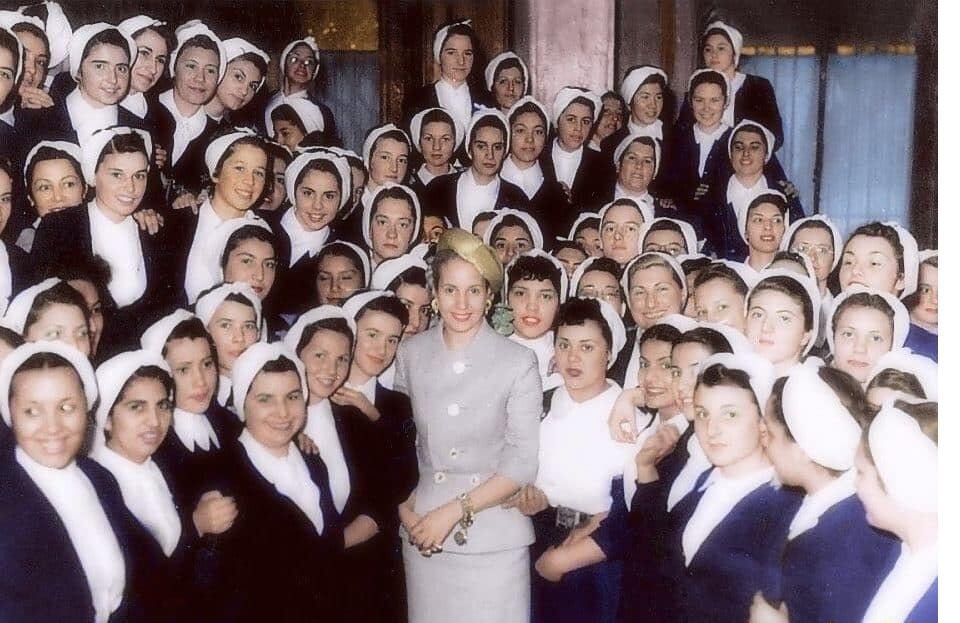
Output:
[485, 300, 492, 313]
[431, 299, 439, 314]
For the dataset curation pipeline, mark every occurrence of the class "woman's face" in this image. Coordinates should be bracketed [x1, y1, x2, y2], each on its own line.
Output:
[491, 223, 533, 266]
[832, 305, 893, 383]
[671, 341, 713, 420]
[422, 215, 445, 244]
[30, 159, 85, 217]
[299, 328, 351, 401]
[174, 44, 219, 106]
[912, 263, 938, 329]
[575, 227, 603, 258]
[617, 141, 656, 194]
[761, 398, 811, 487]
[354, 310, 403, 378]
[746, 289, 809, 367]
[494, 66, 524, 110]
[555, 246, 587, 278]
[601, 204, 644, 265]
[469, 126, 507, 178]
[577, 269, 622, 311]
[217, 58, 262, 111]
[243, 370, 305, 455]
[556, 102, 593, 151]
[439, 34, 473, 84]
[435, 257, 490, 335]
[294, 169, 340, 231]
[369, 137, 409, 186]
[694, 382, 763, 470]
[130, 28, 168, 94]
[316, 254, 362, 306]
[643, 228, 686, 257]
[596, 96, 624, 141]
[510, 111, 546, 165]
[631, 82, 664, 125]
[789, 226, 835, 285]
[261, 158, 288, 211]
[10, 367, 87, 469]
[273, 119, 305, 151]
[0, 45, 15, 106]
[420, 120, 456, 169]
[508, 278, 559, 340]
[66, 279, 103, 356]
[731, 129, 767, 178]
[284, 43, 316, 87]
[703, 33, 736, 73]
[224, 237, 277, 299]
[213, 144, 268, 214]
[854, 445, 900, 532]
[106, 376, 172, 464]
[745, 203, 786, 255]
[638, 338, 674, 409]
[628, 265, 684, 329]
[25, 303, 90, 356]
[371, 197, 416, 262]
[555, 319, 609, 394]
[695, 278, 746, 331]
[164, 337, 216, 414]
[396, 283, 431, 338]
[206, 300, 259, 374]
[349, 165, 365, 207]
[0, 168, 10, 235]
[691, 82, 725, 129]
[15, 29, 48, 90]
[839, 235, 904, 295]
[95, 151, 148, 221]
[78, 43, 130, 106]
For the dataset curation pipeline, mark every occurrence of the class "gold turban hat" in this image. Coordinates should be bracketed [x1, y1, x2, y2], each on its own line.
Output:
[436, 228, 504, 293]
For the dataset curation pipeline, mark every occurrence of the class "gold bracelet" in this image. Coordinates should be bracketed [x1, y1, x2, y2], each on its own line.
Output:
[453, 493, 475, 546]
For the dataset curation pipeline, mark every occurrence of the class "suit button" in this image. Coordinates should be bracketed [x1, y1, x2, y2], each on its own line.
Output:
[447, 403, 460, 416]
[434, 471, 447, 483]
[449, 448, 459, 459]
[470, 474, 481, 486]
[452, 361, 466, 374]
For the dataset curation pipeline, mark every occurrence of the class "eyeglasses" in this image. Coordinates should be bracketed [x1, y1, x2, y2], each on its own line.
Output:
[286, 55, 318, 69]
[791, 242, 834, 258]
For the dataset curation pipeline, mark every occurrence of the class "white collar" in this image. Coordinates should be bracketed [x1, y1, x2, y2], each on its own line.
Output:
[0, 107, 14, 126]
[501, 157, 544, 200]
[159, 89, 209, 165]
[66, 89, 118, 145]
[119, 91, 148, 119]
[863, 542, 938, 623]
[436, 77, 469, 95]
[90, 446, 182, 556]
[417, 164, 451, 186]
[88, 200, 146, 308]
[614, 184, 654, 206]
[217, 374, 232, 408]
[509, 331, 562, 391]
[722, 73, 749, 128]
[345, 375, 377, 404]
[463, 166, 499, 192]
[552, 139, 583, 160]
[787, 469, 857, 539]
[693, 122, 728, 144]
[281, 207, 331, 264]
[726, 174, 769, 217]
[304, 400, 350, 513]
[172, 407, 220, 452]
[667, 431, 712, 511]
[628, 118, 663, 140]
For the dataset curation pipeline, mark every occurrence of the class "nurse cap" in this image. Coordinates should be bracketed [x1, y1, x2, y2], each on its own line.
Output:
[92, 349, 170, 449]
[231, 342, 306, 422]
[868, 397, 937, 513]
[0, 340, 97, 426]
[867, 347, 938, 402]
[283, 305, 356, 356]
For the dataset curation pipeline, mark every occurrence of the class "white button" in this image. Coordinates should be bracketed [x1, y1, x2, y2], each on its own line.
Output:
[452, 361, 466, 374]
[469, 475, 481, 486]
[434, 471, 447, 483]
[447, 403, 460, 416]
[449, 448, 459, 459]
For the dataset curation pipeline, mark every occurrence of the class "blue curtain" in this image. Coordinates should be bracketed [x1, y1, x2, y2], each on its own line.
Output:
[819, 54, 917, 238]
[741, 55, 820, 213]
[318, 51, 380, 153]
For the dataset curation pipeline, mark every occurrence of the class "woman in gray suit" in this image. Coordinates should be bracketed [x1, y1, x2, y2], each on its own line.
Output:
[393, 228, 543, 623]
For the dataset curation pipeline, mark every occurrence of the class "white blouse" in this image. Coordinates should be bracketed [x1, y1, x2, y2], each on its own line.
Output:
[667, 428, 712, 512]
[501, 157, 544, 200]
[66, 89, 118, 145]
[159, 89, 209, 166]
[281, 206, 331, 265]
[172, 407, 220, 452]
[304, 400, 350, 513]
[627, 118, 664, 142]
[551, 139, 583, 189]
[455, 168, 500, 230]
[88, 201, 147, 307]
[417, 164, 452, 187]
[17, 448, 126, 623]
[434, 78, 472, 134]
[862, 542, 937, 623]
[787, 469, 856, 540]
[726, 173, 769, 218]
[184, 200, 262, 303]
[509, 331, 562, 391]
[693, 122, 729, 178]
[120, 91, 148, 119]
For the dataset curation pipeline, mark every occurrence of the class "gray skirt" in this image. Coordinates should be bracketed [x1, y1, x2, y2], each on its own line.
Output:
[402, 540, 530, 623]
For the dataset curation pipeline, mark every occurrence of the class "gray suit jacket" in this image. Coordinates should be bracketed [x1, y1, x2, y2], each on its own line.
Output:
[394, 322, 542, 553]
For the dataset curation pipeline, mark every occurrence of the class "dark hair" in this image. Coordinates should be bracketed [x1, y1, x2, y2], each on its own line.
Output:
[903, 254, 937, 310]
[573, 216, 601, 237]
[178, 34, 220, 64]
[0, 326, 24, 351]
[43, 255, 111, 310]
[96, 132, 149, 172]
[246, 356, 301, 400]
[355, 294, 410, 327]
[682, 256, 713, 277]
[163, 317, 219, 371]
[26, 145, 84, 199]
[437, 22, 478, 57]
[789, 220, 835, 250]
[231, 51, 268, 78]
[223, 291, 256, 314]
[490, 214, 533, 244]
[468, 115, 508, 153]
[372, 186, 416, 220]
[110, 365, 174, 419]
[616, 135, 658, 169]
[556, 297, 613, 351]
[551, 240, 588, 258]
[675, 327, 732, 355]
[271, 104, 307, 134]
[507, 255, 561, 298]
[0, 28, 21, 112]
[9, 352, 82, 401]
[220, 225, 278, 270]
[768, 251, 812, 277]
[844, 222, 905, 280]
[694, 262, 749, 297]
[643, 219, 686, 251]
[699, 26, 737, 66]
[698, 362, 756, 406]
[81, 28, 131, 67]
[689, 69, 728, 102]
[296, 317, 354, 357]
[419, 108, 456, 136]
[387, 266, 429, 292]
[263, 140, 293, 166]
[373, 129, 411, 154]
[295, 156, 341, 195]
[627, 253, 684, 291]
[639, 323, 681, 350]
[508, 100, 548, 128]
[866, 368, 926, 402]
[582, 257, 622, 282]
[832, 291, 895, 336]
[731, 123, 770, 160]
[746, 193, 788, 220]
[212, 133, 272, 205]
[472, 211, 497, 230]
[23, 281, 91, 335]
[563, 95, 597, 118]
[493, 56, 525, 88]
[131, 24, 176, 59]
[749, 275, 814, 332]
[314, 242, 365, 279]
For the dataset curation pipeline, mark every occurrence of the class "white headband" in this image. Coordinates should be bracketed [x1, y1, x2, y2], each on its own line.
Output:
[409, 107, 465, 152]
[370, 254, 429, 291]
[621, 251, 688, 311]
[81, 126, 152, 186]
[285, 149, 352, 211]
[619, 65, 668, 106]
[341, 289, 397, 322]
[68, 22, 136, 80]
[781, 214, 843, 271]
[283, 305, 356, 356]
[918, 249, 937, 263]
[432, 19, 472, 64]
[0, 340, 97, 426]
[881, 221, 919, 298]
[466, 107, 511, 149]
[482, 208, 544, 251]
[868, 398, 937, 513]
[280, 36, 320, 80]
[827, 285, 910, 355]
[118, 15, 164, 39]
[222, 37, 269, 90]
[504, 248, 569, 302]
[737, 189, 789, 244]
[613, 132, 661, 178]
[643, 217, 701, 256]
[362, 183, 423, 250]
[704, 20, 744, 66]
[0, 16, 24, 83]
[170, 19, 226, 83]
[23, 139, 81, 188]
[92, 349, 170, 449]
[599, 198, 654, 256]
[750, 268, 822, 355]
[194, 282, 262, 330]
[782, 361, 862, 470]
[566, 211, 600, 241]
[552, 86, 603, 125]
[140, 308, 197, 354]
[318, 240, 371, 287]
[362, 123, 411, 170]
[698, 320, 754, 355]
[868, 347, 938, 401]
[231, 342, 306, 422]
[728, 119, 775, 164]
[712, 258, 760, 289]
[204, 217, 275, 284]
[204, 127, 260, 177]
[591, 297, 627, 368]
[279, 98, 326, 136]
[700, 351, 775, 410]
[484, 50, 529, 93]
[1, 277, 60, 334]
[21, 1, 72, 67]
[650, 313, 698, 334]
[506, 95, 551, 131]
